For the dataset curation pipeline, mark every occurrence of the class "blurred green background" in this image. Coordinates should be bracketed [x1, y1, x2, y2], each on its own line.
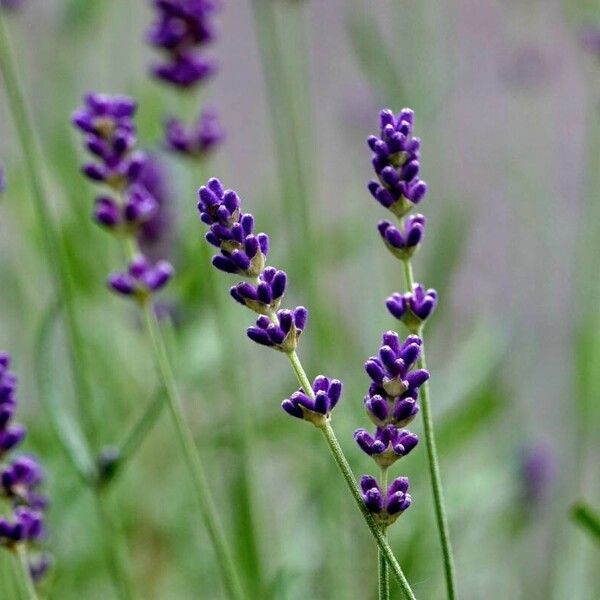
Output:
[1, 0, 600, 598]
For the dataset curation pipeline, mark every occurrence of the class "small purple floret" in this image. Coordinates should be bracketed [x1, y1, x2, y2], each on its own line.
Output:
[281, 375, 342, 423]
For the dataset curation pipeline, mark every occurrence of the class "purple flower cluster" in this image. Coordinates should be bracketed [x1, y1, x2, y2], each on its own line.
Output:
[164, 108, 224, 158]
[198, 178, 341, 422]
[386, 284, 438, 333]
[0, 353, 51, 582]
[355, 332, 427, 521]
[148, 0, 220, 89]
[72, 94, 145, 190]
[72, 93, 174, 302]
[108, 254, 173, 299]
[368, 109, 427, 218]
[368, 109, 438, 331]
[281, 376, 342, 425]
[199, 178, 269, 278]
[377, 214, 426, 260]
[360, 475, 412, 527]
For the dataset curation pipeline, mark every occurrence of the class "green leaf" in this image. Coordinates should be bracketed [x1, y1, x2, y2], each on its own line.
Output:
[33, 302, 96, 484]
[571, 501, 600, 545]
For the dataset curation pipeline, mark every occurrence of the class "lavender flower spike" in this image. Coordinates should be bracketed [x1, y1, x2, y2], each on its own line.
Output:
[368, 108, 427, 217]
[354, 425, 419, 468]
[148, 0, 220, 89]
[377, 214, 426, 260]
[360, 475, 412, 526]
[108, 254, 174, 301]
[164, 107, 224, 158]
[282, 375, 342, 425]
[386, 284, 438, 333]
[247, 307, 307, 353]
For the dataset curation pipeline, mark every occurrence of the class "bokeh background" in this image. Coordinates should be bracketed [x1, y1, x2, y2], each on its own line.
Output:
[1, 0, 600, 598]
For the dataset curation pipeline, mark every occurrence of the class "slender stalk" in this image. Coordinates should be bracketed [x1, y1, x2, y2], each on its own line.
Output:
[281, 347, 415, 599]
[93, 491, 135, 600]
[0, 14, 134, 596]
[137, 290, 245, 600]
[378, 467, 390, 600]
[14, 545, 38, 600]
[400, 242, 457, 599]
[318, 420, 416, 600]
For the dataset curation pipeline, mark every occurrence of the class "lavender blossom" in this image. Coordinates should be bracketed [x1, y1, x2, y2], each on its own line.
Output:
[148, 0, 220, 89]
[164, 108, 224, 157]
[364, 331, 429, 399]
[281, 376, 342, 424]
[108, 254, 173, 300]
[199, 179, 269, 277]
[367, 108, 427, 217]
[360, 475, 412, 525]
[73, 94, 175, 299]
[93, 185, 158, 232]
[72, 93, 144, 191]
[377, 214, 426, 260]
[0, 353, 51, 583]
[386, 284, 438, 333]
[197, 178, 341, 422]
[0, 507, 43, 546]
[247, 307, 307, 353]
[231, 267, 287, 314]
[579, 24, 600, 58]
[354, 426, 418, 467]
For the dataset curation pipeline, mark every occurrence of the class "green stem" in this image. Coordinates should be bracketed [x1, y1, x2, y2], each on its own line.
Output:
[138, 295, 245, 600]
[401, 249, 457, 599]
[94, 491, 135, 600]
[282, 349, 416, 599]
[318, 420, 415, 600]
[0, 13, 134, 596]
[14, 545, 38, 600]
[378, 467, 390, 600]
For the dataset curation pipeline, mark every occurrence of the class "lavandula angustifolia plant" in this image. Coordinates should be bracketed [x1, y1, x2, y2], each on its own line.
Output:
[0, 352, 51, 599]
[0, 11, 134, 597]
[355, 331, 426, 599]
[368, 108, 457, 598]
[198, 178, 417, 599]
[72, 93, 245, 600]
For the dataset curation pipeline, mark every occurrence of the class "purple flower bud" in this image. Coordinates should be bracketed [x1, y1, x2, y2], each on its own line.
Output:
[108, 254, 174, 300]
[377, 214, 426, 260]
[386, 284, 438, 333]
[230, 267, 287, 313]
[366, 108, 427, 217]
[359, 474, 412, 523]
[0, 425, 26, 456]
[281, 375, 342, 424]
[73, 93, 146, 191]
[164, 108, 224, 157]
[247, 307, 307, 353]
[364, 331, 427, 399]
[148, 0, 220, 89]
[354, 425, 419, 466]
